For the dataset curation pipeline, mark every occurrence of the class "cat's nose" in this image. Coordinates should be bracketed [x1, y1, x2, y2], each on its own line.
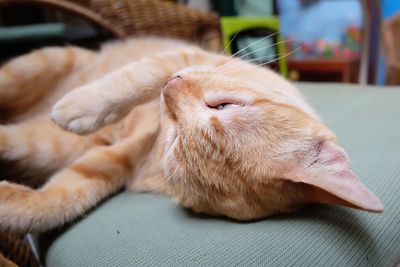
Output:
[162, 75, 183, 95]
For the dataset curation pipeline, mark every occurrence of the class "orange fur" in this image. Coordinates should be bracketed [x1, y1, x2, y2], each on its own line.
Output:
[0, 37, 383, 233]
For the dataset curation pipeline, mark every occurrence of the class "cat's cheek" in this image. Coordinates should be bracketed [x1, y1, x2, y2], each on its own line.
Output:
[207, 107, 261, 133]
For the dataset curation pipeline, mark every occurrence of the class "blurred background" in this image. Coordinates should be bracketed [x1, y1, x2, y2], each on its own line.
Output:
[0, 0, 399, 86]
[1, 2, 399, 266]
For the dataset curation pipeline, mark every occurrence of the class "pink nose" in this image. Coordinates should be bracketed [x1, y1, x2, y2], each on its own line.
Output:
[162, 75, 183, 94]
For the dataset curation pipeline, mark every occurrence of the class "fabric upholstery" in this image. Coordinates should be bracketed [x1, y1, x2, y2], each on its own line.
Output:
[35, 83, 400, 266]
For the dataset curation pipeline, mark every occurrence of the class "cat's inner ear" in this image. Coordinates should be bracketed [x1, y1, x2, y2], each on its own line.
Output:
[288, 140, 384, 212]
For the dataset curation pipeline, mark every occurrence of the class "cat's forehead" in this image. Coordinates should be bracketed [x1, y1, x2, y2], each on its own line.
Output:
[170, 65, 316, 118]
[174, 65, 216, 77]
[203, 91, 254, 102]
[174, 66, 276, 92]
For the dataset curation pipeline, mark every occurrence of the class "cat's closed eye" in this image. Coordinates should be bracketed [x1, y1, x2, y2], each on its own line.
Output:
[205, 96, 247, 111]
[207, 102, 241, 110]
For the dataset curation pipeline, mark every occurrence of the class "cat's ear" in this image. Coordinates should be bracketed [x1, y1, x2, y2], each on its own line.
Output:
[289, 141, 384, 212]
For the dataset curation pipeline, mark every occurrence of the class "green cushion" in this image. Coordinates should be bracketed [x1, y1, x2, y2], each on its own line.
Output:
[36, 83, 400, 266]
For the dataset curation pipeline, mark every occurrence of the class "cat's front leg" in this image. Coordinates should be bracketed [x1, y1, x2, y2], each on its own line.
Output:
[52, 60, 166, 134]
[52, 49, 225, 135]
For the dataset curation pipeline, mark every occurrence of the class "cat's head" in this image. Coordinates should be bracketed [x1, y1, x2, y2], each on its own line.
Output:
[160, 64, 383, 220]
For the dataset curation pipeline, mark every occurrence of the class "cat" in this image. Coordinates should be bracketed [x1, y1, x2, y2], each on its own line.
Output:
[0, 37, 383, 233]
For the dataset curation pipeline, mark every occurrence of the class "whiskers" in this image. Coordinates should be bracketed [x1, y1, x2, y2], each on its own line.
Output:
[219, 46, 302, 74]
[220, 30, 241, 55]
[230, 31, 281, 58]
[217, 39, 293, 72]
[217, 30, 301, 75]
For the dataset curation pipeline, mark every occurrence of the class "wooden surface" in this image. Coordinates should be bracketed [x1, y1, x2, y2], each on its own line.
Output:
[287, 58, 360, 83]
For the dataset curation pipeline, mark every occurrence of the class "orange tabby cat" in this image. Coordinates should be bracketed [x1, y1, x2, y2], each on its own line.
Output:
[0, 37, 383, 233]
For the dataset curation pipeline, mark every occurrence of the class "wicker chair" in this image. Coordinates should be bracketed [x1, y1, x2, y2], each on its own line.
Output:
[0, 1, 222, 266]
[382, 12, 400, 85]
[0, 232, 39, 267]
[0, 0, 223, 52]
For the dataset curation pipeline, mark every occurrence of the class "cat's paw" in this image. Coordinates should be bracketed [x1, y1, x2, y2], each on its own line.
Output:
[51, 91, 118, 135]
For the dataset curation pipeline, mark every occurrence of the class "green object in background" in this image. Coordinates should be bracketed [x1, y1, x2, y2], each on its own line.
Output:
[0, 23, 66, 43]
[220, 16, 288, 76]
[35, 83, 400, 267]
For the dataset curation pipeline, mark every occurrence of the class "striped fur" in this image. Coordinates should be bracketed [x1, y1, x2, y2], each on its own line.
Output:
[0, 37, 382, 233]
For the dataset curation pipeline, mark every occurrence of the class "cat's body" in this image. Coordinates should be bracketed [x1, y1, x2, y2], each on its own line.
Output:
[0, 37, 383, 233]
